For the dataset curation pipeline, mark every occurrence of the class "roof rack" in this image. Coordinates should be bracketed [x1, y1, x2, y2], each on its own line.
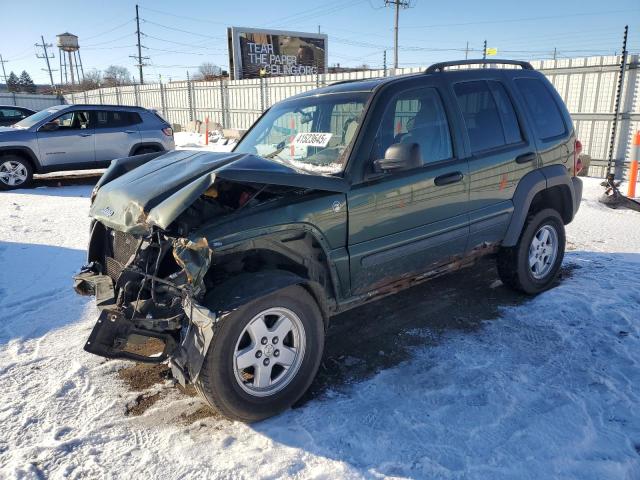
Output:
[425, 59, 534, 73]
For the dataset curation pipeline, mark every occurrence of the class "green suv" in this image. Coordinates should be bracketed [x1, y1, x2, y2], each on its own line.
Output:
[75, 59, 583, 422]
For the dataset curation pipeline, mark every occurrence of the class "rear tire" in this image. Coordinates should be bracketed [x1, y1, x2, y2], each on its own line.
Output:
[195, 285, 325, 422]
[497, 208, 565, 294]
[0, 155, 33, 190]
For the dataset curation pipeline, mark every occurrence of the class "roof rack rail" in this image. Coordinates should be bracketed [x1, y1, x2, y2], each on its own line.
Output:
[425, 59, 534, 73]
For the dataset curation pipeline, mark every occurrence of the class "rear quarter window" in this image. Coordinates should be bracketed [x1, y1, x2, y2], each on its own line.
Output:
[514, 78, 566, 140]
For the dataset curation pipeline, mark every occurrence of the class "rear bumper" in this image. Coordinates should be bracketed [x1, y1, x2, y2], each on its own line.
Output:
[571, 176, 583, 217]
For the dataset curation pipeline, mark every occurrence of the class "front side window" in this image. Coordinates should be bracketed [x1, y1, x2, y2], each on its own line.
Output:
[51, 110, 91, 130]
[234, 92, 369, 175]
[13, 107, 65, 129]
[514, 78, 566, 140]
[373, 87, 452, 164]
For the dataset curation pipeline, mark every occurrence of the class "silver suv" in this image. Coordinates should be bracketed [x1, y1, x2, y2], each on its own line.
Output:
[0, 104, 175, 189]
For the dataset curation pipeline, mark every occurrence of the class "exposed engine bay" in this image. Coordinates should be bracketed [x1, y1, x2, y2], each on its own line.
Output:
[75, 178, 302, 384]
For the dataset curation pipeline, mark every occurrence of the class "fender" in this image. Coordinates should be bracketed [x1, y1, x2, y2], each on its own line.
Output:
[503, 165, 576, 246]
[0, 145, 42, 172]
[203, 270, 315, 314]
[128, 142, 165, 156]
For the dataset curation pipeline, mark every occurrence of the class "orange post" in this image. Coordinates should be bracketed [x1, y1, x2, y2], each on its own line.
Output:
[205, 116, 209, 145]
[627, 131, 640, 198]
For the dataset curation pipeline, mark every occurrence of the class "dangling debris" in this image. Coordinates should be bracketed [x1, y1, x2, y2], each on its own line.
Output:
[599, 173, 640, 212]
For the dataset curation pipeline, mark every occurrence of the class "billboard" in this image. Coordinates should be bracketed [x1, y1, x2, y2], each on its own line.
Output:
[228, 27, 328, 80]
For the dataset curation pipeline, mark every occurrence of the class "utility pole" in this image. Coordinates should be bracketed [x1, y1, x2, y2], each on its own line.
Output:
[0, 54, 8, 85]
[465, 41, 469, 60]
[482, 39, 487, 60]
[385, 0, 409, 73]
[553, 47, 557, 61]
[132, 4, 149, 84]
[36, 36, 56, 90]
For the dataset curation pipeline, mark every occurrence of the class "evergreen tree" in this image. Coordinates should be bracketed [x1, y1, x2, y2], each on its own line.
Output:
[18, 71, 36, 93]
[6, 72, 19, 93]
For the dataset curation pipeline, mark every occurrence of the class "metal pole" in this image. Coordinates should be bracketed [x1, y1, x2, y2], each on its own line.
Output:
[77, 49, 85, 81]
[186, 71, 193, 122]
[0, 54, 8, 85]
[383, 50, 387, 76]
[465, 42, 469, 60]
[74, 51, 82, 85]
[393, 1, 399, 70]
[606, 25, 629, 176]
[482, 40, 487, 60]
[136, 4, 144, 84]
[68, 51, 75, 85]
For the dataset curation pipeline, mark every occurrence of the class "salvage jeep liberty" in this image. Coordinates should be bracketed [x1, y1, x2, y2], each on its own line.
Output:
[75, 59, 583, 422]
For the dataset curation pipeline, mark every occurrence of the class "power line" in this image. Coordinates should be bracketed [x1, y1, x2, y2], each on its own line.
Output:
[82, 18, 136, 41]
[402, 8, 640, 28]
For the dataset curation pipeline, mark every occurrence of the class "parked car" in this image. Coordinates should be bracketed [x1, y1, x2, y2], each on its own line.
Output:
[0, 104, 174, 189]
[0, 105, 36, 127]
[74, 59, 583, 422]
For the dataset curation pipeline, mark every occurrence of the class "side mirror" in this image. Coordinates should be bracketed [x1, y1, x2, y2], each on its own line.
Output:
[39, 122, 59, 132]
[374, 142, 422, 173]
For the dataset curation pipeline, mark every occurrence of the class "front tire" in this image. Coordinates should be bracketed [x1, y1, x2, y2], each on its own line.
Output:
[0, 155, 33, 190]
[497, 208, 565, 294]
[195, 285, 325, 422]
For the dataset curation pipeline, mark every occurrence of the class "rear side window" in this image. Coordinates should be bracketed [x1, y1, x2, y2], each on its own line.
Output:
[94, 111, 141, 129]
[514, 78, 566, 139]
[454, 80, 522, 153]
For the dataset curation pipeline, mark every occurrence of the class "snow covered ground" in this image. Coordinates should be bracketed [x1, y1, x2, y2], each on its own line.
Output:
[1, 178, 639, 479]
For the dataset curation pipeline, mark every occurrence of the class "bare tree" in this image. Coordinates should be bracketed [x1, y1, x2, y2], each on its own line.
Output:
[80, 69, 102, 90]
[196, 62, 222, 81]
[103, 65, 132, 86]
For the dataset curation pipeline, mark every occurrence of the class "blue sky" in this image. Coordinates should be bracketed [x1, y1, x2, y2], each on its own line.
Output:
[1, 0, 639, 85]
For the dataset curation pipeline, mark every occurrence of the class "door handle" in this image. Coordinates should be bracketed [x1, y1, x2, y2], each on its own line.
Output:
[515, 152, 536, 164]
[125, 130, 137, 134]
[434, 171, 464, 186]
[80, 133, 92, 137]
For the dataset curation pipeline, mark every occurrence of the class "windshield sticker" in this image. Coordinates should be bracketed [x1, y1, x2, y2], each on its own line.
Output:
[293, 132, 332, 148]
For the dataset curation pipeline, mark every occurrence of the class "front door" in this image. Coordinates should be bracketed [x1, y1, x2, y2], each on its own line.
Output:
[92, 110, 142, 162]
[36, 109, 95, 167]
[347, 85, 469, 294]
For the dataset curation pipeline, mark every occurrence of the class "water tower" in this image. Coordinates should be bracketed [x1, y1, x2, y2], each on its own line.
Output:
[57, 32, 84, 85]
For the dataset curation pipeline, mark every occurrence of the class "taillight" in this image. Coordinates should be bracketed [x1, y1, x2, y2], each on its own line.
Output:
[573, 139, 583, 176]
[162, 127, 173, 137]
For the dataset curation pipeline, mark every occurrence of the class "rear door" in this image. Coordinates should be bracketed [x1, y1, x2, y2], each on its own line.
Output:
[92, 110, 142, 162]
[449, 75, 537, 250]
[347, 82, 469, 294]
[36, 109, 95, 166]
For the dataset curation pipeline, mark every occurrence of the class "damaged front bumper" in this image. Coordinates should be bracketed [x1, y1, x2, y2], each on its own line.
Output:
[74, 232, 217, 385]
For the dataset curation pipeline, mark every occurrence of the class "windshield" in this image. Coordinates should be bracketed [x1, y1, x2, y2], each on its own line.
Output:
[13, 106, 66, 129]
[234, 92, 370, 174]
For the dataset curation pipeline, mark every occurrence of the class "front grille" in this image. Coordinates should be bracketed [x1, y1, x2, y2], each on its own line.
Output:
[105, 229, 140, 282]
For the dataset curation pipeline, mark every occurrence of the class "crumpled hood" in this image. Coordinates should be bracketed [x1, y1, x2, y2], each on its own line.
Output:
[90, 149, 348, 234]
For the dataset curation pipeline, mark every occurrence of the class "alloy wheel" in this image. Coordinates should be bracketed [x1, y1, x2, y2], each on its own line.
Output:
[233, 307, 306, 397]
